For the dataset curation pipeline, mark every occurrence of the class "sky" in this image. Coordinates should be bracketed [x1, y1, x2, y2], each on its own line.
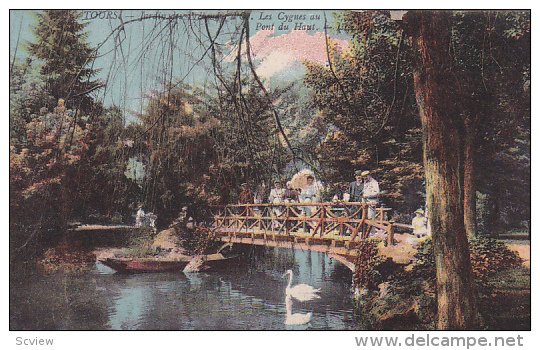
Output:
[10, 10, 352, 121]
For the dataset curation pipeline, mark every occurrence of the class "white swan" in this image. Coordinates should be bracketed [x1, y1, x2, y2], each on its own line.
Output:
[283, 269, 321, 301]
[284, 295, 312, 325]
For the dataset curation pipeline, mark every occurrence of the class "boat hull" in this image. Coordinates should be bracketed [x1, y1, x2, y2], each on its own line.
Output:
[98, 257, 189, 273]
[98, 253, 242, 273]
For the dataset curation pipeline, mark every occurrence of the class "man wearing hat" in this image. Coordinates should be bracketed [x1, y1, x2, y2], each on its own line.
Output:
[239, 183, 254, 204]
[361, 170, 380, 220]
[347, 170, 365, 202]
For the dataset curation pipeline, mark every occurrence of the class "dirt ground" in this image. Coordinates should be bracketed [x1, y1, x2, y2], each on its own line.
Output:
[504, 240, 530, 268]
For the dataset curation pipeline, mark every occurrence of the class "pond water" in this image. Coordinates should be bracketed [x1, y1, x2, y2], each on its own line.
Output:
[10, 246, 358, 330]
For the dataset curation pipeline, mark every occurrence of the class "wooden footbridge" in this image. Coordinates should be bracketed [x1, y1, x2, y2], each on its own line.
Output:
[69, 202, 413, 267]
[209, 202, 408, 259]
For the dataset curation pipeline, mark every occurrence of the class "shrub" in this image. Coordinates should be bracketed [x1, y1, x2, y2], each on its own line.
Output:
[176, 226, 221, 255]
[469, 237, 523, 281]
[353, 239, 387, 289]
[410, 236, 522, 281]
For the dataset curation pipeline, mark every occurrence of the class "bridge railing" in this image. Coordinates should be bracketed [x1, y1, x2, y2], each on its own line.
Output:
[209, 202, 395, 246]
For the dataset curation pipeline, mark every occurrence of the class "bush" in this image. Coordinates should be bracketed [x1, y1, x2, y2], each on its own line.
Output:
[410, 236, 522, 282]
[469, 237, 523, 281]
[353, 239, 387, 289]
[176, 226, 221, 255]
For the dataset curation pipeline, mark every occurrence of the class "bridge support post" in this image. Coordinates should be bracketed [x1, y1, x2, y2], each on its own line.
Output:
[387, 222, 395, 246]
[361, 204, 368, 238]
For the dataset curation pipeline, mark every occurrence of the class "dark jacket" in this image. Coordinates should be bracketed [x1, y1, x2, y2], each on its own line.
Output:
[284, 188, 300, 202]
[347, 181, 363, 202]
[239, 189, 254, 204]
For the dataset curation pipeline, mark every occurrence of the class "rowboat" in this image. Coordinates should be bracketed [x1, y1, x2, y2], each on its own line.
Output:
[98, 256, 191, 273]
[97, 249, 241, 273]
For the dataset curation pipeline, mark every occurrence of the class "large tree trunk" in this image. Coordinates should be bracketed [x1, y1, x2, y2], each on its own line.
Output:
[405, 11, 479, 329]
[464, 115, 477, 237]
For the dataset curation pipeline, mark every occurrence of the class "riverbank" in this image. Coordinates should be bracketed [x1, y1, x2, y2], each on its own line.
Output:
[354, 236, 530, 330]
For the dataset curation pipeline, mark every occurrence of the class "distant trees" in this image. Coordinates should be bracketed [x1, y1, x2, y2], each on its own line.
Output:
[138, 79, 286, 225]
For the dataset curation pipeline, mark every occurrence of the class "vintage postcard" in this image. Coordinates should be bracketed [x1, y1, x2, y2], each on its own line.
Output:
[9, 8, 530, 336]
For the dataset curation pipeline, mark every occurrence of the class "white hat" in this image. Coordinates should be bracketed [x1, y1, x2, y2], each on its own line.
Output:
[361, 170, 371, 177]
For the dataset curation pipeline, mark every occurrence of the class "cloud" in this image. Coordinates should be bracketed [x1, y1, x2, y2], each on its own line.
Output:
[226, 29, 350, 80]
[255, 50, 296, 79]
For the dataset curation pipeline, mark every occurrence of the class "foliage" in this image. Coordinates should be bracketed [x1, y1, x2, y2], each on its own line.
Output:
[64, 107, 142, 221]
[175, 226, 221, 256]
[409, 238, 437, 281]
[360, 235, 524, 330]
[304, 11, 424, 214]
[450, 11, 531, 234]
[469, 237, 523, 281]
[353, 239, 387, 289]
[409, 237, 522, 282]
[138, 80, 287, 225]
[10, 100, 92, 259]
[9, 67, 136, 261]
[121, 244, 168, 259]
[305, 10, 530, 226]
[10, 59, 55, 145]
[27, 10, 102, 113]
[37, 240, 95, 274]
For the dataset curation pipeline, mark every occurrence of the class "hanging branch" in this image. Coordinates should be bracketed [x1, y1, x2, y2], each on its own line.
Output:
[323, 12, 354, 109]
[243, 13, 323, 175]
[372, 28, 404, 138]
[242, 13, 296, 153]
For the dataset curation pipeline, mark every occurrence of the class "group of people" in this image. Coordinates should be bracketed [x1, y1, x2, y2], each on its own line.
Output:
[334, 170, 380, 219]
[235, 169, 430, 237]
[238, 174, 322, 206]
[135, 205, 157, 230]
[237, 170, 381, 217]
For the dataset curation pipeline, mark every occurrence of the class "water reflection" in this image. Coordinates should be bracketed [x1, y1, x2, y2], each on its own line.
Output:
[10, 246, 357, 330]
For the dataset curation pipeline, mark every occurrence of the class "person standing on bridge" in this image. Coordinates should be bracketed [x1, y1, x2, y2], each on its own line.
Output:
[269, 180, 285, 204]
[299, 175, 321, 204]
[343, 170, 364, 235]
[347, 170, 364, 203]
[254, 182, 267, 204]
[299, 175, 322, 233]
[361, 170, 380, 220]
[284, 181, 300, 203]
[238, 183, 254, 204]
[269, 180, 285, 228]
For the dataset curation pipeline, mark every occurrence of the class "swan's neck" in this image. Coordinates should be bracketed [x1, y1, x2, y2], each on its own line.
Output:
[287, 271, 293, 289]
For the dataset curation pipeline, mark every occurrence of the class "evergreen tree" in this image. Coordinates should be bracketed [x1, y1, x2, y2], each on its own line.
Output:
[28, 10, 102, 112]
